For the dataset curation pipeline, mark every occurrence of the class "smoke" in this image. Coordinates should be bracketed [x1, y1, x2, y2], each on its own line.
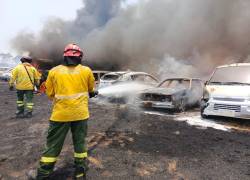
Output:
[11, 0, 250, 77]
[98, 81, 153, 105]
[98, 82, 152, 96]
[11, 0, 122, 66]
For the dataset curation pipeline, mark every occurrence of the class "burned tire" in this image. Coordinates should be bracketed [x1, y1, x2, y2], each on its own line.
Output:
[200, 100, 209, 119]
[201, 110, 208, 119]
[178, 99, 186, 112]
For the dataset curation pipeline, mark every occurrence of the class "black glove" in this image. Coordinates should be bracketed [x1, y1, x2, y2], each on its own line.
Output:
[9, 86, 14, 91]
[89, 90, 99, 98]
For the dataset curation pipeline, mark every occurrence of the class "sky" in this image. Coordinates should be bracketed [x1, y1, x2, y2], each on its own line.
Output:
[0, 0, 138, 54]
[1, 0, 83, 53]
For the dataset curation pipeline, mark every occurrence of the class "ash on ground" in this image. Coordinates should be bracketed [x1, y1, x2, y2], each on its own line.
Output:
[0, 82, 250, 180]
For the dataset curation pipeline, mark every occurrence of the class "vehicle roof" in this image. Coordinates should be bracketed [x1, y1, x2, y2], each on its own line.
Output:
[217, 63, 250, 68]
[0, 67, 12, 69]
[125, 71, 154, 76]
[104, 71, 128, 75]
[160, 77, 202, 82]
[93, 70, 111, 73]
[104, 71, 153, 76]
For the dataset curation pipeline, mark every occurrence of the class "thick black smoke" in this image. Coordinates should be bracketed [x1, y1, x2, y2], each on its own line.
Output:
[12, 0, 250, 78]
[12, 0, 122, 68]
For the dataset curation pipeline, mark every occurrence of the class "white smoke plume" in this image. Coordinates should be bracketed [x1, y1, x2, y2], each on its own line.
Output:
[11, 0, 250, 77]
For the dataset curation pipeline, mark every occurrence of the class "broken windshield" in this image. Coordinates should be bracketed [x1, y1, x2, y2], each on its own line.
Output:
[209, 66, 250, 84]
[159, 79, 190, 89]
[102, 74, 120, 81]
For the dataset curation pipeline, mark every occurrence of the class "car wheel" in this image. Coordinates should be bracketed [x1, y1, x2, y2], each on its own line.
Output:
[200, 100, 209, 119]
[178, 99, 186, 112]
[201, 110, 208, 119]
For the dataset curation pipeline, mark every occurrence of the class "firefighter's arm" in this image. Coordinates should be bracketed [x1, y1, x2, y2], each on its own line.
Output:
[34, 69, 41, 87]
[45, 71, 55, 100]
[88, 68, 98, 98]
[9, 68, 17, 88]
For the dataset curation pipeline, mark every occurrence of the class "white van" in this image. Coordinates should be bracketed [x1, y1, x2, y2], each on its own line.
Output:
[201, 63, 250, 119]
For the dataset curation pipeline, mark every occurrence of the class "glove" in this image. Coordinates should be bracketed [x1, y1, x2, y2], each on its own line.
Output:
[9, 86, 14, 91]
[89, 90, 99, 98]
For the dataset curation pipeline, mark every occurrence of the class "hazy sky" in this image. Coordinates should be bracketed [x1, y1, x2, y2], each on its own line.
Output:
[1, 0, 83, 53]
[1, 0, 138, 54]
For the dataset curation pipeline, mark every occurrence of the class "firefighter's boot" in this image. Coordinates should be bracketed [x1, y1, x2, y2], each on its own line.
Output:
[74, 166, 86, 180]
[25, 112, 33, 118]
[16, 111, 24, 118]
[74, 157, 88, 180]
[35, 163, 55, 180]
[16, 100, 24, 118]
[27, 169, 52, 180]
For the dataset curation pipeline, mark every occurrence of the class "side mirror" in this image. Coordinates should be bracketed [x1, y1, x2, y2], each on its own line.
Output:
[204, 81, 208, 85]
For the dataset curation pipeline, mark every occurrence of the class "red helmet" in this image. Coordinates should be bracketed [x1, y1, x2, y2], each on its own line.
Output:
[63, 43, 83, 57]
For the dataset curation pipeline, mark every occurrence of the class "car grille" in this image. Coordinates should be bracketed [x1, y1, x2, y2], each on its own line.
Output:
[214, 104, 241, 112]
[213, 97, 245, 102]
[141, 93, 171, 102]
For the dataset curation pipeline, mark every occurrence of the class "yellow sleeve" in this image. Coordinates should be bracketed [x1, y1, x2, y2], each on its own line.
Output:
[34, 68, 41, 85]
[9, 67, 18, 87]
[45, 71, 55, 100]
[88, 68, 95, 92]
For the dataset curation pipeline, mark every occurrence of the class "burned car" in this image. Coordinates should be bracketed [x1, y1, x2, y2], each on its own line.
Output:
[0, 68, 12, 81]
[98, 71, 159, 103]
[93, 70, 110, 88]
[138, 78, 204, 111]
[99, 71, 158, 88]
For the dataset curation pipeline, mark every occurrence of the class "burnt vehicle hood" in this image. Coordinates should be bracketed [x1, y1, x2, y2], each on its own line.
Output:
[141, 87, 186, 95]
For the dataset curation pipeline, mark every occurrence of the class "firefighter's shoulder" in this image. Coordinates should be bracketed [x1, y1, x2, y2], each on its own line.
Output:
[16, 64, 23, 69]
[49, 65, 64, 72]
[78, 65, 93, 73]
[13, 64, 23, 71]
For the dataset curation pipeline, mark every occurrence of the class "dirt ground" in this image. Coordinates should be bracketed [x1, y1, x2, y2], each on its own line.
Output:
[0, 81, 250, 180]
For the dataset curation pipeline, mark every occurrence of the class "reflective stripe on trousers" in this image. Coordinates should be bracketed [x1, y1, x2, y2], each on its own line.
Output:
[26, 102, 34, 109]
[74, 152, 88, 159]
[40, 156, 57, 163]
[16, 101, 24, 107]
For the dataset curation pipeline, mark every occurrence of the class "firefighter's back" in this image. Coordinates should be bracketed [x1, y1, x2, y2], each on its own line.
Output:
[11, 63, 38, 90]
[46, 64, 95, 122]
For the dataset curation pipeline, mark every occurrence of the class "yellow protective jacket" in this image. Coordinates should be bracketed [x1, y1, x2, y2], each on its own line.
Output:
[9, 63, 41, 90]
[46, 64, 95, 122]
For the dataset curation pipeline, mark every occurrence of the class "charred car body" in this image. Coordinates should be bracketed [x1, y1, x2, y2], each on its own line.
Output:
[99, 71, 158, 88]
[139, 78, 203, 111]
[98, 71, 159, 103]
[93, 70, 110, 88]
[201, 63, 250, 119]
[0, 68, 12, 81]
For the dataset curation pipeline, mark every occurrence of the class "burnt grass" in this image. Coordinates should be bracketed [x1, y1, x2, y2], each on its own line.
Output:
[0, 81, 250, 180]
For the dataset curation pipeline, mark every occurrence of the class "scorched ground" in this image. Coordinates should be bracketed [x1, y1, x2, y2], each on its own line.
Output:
[0, 82, 249, 180]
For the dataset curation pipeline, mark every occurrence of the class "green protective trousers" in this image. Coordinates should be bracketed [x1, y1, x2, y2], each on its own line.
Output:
[16, 90, 34, 114]
[37, 120, 88, 179]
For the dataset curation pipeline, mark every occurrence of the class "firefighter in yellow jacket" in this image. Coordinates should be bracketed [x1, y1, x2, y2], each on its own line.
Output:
[9, 56, 40, 118]
[33, 44, 97, 180]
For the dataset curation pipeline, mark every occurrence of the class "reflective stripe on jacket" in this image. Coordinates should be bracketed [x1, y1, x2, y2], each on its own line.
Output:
[45, 65, 95, 122]
[9, 63, 41, 90]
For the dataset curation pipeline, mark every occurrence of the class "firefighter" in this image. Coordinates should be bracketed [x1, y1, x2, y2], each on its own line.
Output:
[32, 44, 97, 180]
[9, 56, 40, 118]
